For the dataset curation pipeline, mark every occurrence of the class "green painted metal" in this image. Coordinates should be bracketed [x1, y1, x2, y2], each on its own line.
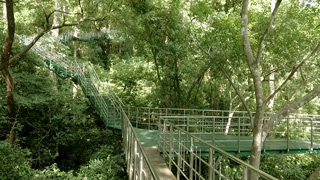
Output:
[134, 128, 320, 155]
[127, 107, 320, 155]
[25, 34, 320, 179]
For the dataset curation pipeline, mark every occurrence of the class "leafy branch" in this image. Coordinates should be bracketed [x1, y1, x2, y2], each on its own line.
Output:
[265, 41, 320, 103]
[189, 33, 254, 124]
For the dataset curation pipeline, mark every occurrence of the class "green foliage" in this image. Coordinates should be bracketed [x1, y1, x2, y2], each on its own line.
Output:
[32, 164, 74, 180]
[76, 145, 126, 180]
[0, 141, 33, 180]
[261, 154, 320, 180]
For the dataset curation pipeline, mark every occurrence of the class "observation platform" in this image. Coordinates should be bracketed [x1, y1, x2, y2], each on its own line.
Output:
[132, 112, 320, 155]
[136, 128, 320, 155]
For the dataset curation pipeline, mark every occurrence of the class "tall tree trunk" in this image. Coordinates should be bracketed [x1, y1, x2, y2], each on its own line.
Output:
[241, 0, 266, 179]
[268, 0, 276, 111]
[1, 0, 16, 144]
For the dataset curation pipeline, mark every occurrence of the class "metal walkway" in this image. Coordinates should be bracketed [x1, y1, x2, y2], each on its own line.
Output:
[129, 108, 320, 155]
[20, 34, 320, 179]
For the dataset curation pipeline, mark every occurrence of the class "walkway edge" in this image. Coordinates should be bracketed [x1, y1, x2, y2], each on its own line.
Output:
[143, 147, 177, 180]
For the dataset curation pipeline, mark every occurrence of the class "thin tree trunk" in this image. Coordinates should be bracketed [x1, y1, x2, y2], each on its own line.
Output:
[1, 0, 16, 144]
[151, 48, 161, 84]
[225, 95, 251, 134]
[268, 1, 276, 112]
[225, 94, 235, 135]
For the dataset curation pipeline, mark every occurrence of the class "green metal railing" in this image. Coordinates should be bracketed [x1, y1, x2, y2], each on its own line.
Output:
[20, 34, 308, 179]
[158, 119, 278, 180]
[20, 35, 160, 180]
[127, 107, 320, 153]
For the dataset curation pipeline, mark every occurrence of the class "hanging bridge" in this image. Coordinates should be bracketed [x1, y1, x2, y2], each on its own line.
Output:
[19, 34, 320, 180]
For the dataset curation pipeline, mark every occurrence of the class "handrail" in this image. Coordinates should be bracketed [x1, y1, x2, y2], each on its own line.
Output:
[121, 110, 160, 180]
[21, 34, 160, 180]
[159, 119, 278, 180]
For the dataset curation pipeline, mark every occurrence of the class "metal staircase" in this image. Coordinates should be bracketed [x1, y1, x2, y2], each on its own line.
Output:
[18, 35, 282, 180]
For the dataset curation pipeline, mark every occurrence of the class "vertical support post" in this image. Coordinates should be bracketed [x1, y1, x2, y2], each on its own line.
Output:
[158, 120, 161, 153]
[136, 108, 139, 128]
[212, 117, 215, 146]
[133, 140, 138, 179]
[287, 118, 290, 151]
[163, 121, 167, 159]
[209, 148, 214, 180]
[139, 152, 143, 180]
[311, 118, 314, 151]
[187, 117, 190, 133]
[242, 166, 248, 180]
[169, 125, 173, 170]
[189, 137, 194, 180]
[238, 118, 241, 153]
[148, 108, 151, 129]
[184, 110, 186, 131]
[177, 130, 182, 180]
[219, 159, 222, 180]
[202, 110, 205, 134]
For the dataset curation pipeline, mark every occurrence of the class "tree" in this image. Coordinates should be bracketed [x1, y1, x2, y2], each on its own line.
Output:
[240, 0, 320, 179]
[0, 0, 108, 144]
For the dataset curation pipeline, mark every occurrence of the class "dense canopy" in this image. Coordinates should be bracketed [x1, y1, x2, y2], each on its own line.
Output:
[0, 0, 320, 179]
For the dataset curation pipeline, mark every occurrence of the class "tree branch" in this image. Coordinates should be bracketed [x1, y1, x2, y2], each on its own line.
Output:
[256, 0, 282, 62]
[8, 29, 50, 65]
[262, 83, 320, 141]
[265, 41, 320, 103]
[190, 33, 254, 123]
[185, 65, 210, 104]
[5, 14, 107, 68]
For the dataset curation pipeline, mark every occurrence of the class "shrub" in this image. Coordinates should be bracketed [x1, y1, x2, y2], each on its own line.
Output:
[0, 141, 33, 180]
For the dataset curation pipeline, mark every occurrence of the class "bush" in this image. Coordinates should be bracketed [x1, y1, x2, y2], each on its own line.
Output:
[75, 145, 127, 180]
[0, 141, 33, 180]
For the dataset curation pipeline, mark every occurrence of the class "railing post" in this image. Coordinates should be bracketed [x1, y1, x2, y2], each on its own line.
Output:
[287, 118, 290, 152]
[133, 140, 138, 179]
[139, 152, 143, 180]
[189, 137, 194, 180]
[187, 117, 190, 133]
[212, 117, 215, 146]
[311, 118, 314, 151]
[148, 108, 151, 130]
[238, 118, 241, 153]
[209, 147, 214, 180]
[158, 120, 161, 153]
[169, 125, 173, 170]
[163, 121, 167, 159]
[242, 166, 248, 180]
[177, 130, 182, 180]
[136, 108, 139, 128]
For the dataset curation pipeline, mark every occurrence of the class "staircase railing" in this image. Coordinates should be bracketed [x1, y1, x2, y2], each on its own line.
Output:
[20, 35, 160, 180]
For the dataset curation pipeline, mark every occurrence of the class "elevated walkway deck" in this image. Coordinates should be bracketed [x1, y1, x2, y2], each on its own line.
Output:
[143, 147, 176, 180]
[135, 128, 320, 155]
